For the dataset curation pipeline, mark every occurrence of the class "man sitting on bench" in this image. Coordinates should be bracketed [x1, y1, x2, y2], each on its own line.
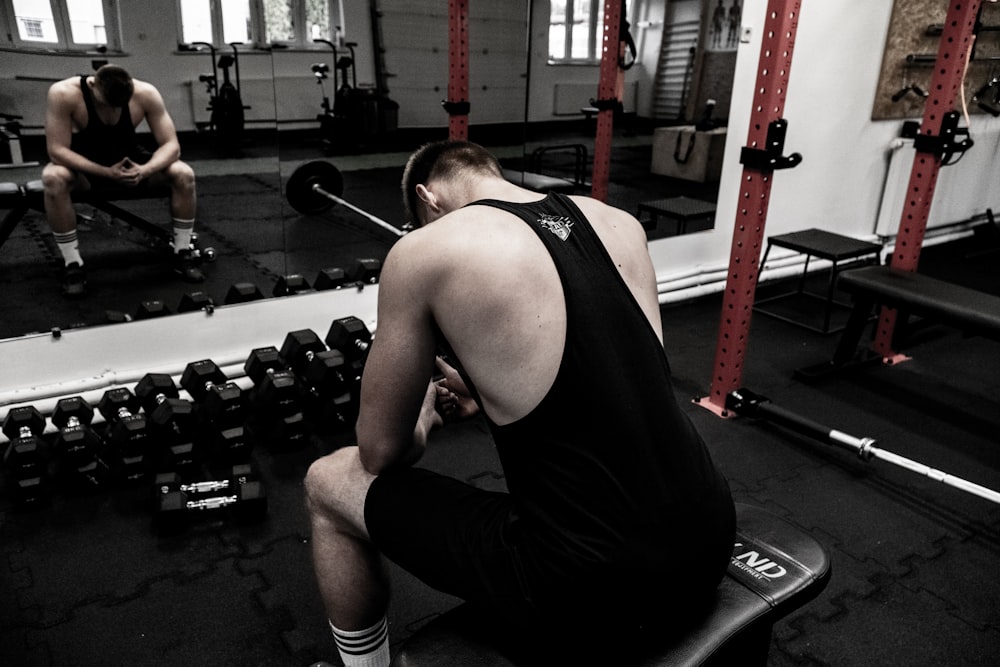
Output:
[305, 141, 736, 666]
[42, 64, 202, 297]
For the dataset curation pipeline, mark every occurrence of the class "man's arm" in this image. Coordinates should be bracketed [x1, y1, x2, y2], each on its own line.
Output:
[45, 81, 112, 178]
[355, 232, 443, 474]
[133, 82, 181, 179]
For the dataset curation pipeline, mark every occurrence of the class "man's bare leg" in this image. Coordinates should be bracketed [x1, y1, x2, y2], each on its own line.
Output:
[159, 160, 204, 281]
[42, 163, 87, 296]
[305, 446, 392, 666]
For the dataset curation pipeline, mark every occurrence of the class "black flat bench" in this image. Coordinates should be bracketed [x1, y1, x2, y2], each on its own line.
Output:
[637, 196, 717, 236]
[1, 178, 173, 253]
[390, 504, 831, 667]
[798, 265, 1000, 378]
[502, 169, 577, 194]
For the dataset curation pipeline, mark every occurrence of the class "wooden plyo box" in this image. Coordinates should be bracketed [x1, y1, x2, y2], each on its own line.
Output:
[650, 125, 727, 182]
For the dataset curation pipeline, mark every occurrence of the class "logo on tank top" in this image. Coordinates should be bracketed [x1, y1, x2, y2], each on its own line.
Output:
[538, 214, 574, 241]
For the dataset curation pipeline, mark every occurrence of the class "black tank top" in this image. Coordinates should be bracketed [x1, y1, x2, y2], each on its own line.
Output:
[468, 193, 734, 593]
[70, 75, 138, 166]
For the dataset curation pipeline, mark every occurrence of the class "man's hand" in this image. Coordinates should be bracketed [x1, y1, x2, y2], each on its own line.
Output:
[107, 157, 145, 186]
[434, 356, 480, 422]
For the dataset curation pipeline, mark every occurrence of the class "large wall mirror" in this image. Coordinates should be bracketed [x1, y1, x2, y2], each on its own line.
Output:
[0, 0, 738, 342]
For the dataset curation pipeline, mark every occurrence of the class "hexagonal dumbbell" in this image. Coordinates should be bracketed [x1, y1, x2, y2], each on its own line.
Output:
[180, 359, 251, 465]
[1, 405, 50, 508]
[152, 463, 267, 535]
[244, 347, 308, 450]
[325, 316, 372, 362]
[135, 373, 199, 474]
[51, 396, 109, 492]
[280, 329, 355, 432]
[97, 387, 152, 486]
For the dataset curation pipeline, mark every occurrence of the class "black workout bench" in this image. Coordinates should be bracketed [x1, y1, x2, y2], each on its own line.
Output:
[503, 144, 589, 195]
[0, 178, 174, 254]
[798, 265, 1000, 378]
[391, 504, 830, 667]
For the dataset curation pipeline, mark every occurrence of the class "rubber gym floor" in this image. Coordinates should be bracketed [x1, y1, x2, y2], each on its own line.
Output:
[1, 127, 998, 665]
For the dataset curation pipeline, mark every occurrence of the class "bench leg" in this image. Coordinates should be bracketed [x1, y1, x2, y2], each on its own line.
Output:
[832, 298, 874, 366]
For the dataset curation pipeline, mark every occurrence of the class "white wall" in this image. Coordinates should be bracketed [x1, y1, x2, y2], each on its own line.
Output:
[647, 0, 1000, 296]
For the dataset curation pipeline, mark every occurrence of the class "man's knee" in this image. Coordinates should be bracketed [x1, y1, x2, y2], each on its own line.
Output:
[41, 164, 76, 196]
[167, 161, 195, 192]
[305, 446, 374, 534]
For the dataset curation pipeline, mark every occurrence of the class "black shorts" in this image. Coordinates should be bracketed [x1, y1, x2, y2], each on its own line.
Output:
[364, 467, 535, 618]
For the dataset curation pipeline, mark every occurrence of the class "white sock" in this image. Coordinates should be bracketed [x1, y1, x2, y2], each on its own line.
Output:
[172, 217, 195, 253]
[329, 617, 390, 667]
[53, 229, 83, 266]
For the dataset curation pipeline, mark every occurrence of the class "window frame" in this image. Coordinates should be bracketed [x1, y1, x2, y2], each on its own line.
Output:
[548, 0, 633, 66]
[175, 0, 342, 50]
[1, 0, 122, 52]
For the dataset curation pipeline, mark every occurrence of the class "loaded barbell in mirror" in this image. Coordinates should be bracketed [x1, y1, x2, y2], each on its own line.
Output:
[285, 160, 408, 237]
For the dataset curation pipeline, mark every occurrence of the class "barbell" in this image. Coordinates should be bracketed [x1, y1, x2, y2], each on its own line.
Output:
[285, 160, 407, 237]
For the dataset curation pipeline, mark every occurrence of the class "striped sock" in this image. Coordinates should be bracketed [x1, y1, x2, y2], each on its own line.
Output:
[172, 217, 195, 253]
[329, 617, 390, 667]
[53, 229, 83, 266]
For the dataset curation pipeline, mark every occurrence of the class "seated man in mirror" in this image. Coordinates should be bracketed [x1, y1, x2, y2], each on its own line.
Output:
[43, 64, 202, 297]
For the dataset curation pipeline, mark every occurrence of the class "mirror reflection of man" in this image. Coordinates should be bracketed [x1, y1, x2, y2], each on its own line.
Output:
[42, 64, 202, 297]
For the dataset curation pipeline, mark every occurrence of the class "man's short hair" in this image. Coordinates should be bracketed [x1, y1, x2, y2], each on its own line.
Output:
[94, 65, 134, 108]
[401, 141, 503, 225]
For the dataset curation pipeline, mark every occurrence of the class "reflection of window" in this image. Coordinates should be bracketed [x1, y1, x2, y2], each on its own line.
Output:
[179, 0, 251, 45]
[23, 18, 45, 38]
[5, 0, 116, 49]
[549, 0, 611, 63]
[179, 0, 342, 48]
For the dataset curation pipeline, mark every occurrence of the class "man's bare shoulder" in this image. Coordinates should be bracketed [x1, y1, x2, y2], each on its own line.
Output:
[47, 77, 83, 102]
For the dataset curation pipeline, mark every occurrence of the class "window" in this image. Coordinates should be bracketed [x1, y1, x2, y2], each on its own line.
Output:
[4, 0, 118, 49]
[178, 0, 341, 48]
[548, 0, 631, 64]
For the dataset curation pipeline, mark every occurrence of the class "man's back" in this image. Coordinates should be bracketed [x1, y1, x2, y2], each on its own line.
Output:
[398, 187, 660, 425]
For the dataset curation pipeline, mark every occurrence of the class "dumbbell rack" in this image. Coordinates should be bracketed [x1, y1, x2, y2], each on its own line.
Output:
[0, 286, 379, 438]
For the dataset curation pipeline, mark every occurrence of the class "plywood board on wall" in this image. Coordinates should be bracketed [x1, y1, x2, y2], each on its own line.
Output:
[873, 0, 1000, 120]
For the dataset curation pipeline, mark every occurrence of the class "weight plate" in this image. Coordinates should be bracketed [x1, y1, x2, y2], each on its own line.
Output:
[286, 161, 344, 215]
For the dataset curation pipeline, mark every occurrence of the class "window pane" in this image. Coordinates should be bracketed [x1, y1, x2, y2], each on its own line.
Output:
[66, 0, 106, 44]
[305, 0, 329, 40]
[12, 0, 58, 43]
[221, 0, 252, 43]
[569, 0, 590, 60]
[548, 0, 566, 60]
[263, 0, 294, 42]
[180, 0, 213, 44]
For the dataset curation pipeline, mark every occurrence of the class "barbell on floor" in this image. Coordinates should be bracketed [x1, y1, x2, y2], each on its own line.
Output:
[285, 160, 407, 237]
[726, 388, 1000, 505]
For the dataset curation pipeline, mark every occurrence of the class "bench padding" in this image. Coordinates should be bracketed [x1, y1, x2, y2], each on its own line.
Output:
[390, 504, 830, 667]
[838, 265, 1000, 337]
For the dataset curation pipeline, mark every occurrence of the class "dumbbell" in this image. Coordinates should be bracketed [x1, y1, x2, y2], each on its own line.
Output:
[135, 373, 199, 474]
[325, 316, 372, 362]
[280, 329, 356, 432]
[152, 463, 267, 535]
[51, 396, 109, 492]
[244, 347, 308, 449]
[97, 387, 152, 485]
[180, 359, 252, 465]
[1, 405, 50, 508]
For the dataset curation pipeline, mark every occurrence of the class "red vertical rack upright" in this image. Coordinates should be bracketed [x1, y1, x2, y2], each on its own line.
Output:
[590, 0, 624, 202]
[872, 0, 982, 359]
[698, 0, 803, 415]
[447, 0, 470, 141]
